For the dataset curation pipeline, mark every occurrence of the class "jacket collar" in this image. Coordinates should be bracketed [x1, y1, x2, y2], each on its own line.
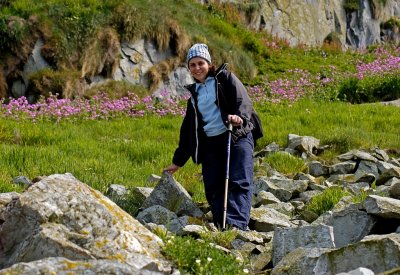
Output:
[215, 63, 228, 76]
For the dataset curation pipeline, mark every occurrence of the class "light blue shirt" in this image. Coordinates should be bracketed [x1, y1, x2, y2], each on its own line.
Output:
[196, 77, 227, 137]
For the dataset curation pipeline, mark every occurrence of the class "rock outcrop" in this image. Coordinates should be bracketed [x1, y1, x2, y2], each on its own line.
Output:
[5, 1, 399, 102]
[228, 0, 400, 48]
[0, 257, 153, 275]
[271, 234, 400, 274]
[0, 173, 172, 274]
[9, 38, 194, 103]
[129, 134, 400, 274]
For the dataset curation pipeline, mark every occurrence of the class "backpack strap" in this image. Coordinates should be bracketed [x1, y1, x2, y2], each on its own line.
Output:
[215, 63, 229, 76]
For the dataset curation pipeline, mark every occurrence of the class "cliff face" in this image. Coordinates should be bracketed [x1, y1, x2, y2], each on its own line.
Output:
[1, 0, 398, 101]
[235, 0, 400, 48]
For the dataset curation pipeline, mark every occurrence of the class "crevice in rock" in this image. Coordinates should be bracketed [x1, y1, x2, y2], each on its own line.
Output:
[368, 217, 400, 235]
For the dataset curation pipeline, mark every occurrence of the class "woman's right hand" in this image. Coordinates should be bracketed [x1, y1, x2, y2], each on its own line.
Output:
[227, 114, 243, 127]
[164, 164, 180, 175]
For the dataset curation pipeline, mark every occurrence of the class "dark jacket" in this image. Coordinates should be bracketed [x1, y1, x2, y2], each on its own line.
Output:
[172, 64, 256, 167]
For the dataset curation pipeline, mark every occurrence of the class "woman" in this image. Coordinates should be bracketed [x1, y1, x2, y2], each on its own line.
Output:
[164, 43, 258, 230]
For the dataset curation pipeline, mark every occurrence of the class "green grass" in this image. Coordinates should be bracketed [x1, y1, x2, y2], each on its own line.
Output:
[255, 99, 400, 160]
[263, 151, 308, 176]
[0, 116, 196, 193]
[338, 74, 400, 103]
[343, 0, 360, 12]
[198, 228, 238, 249]
[1, 98, 399, 196]
[305, 186, 351, 216]
[161, 235, 247, 274]
[351, 189, 373, 204]
[0, 115, 208, 209]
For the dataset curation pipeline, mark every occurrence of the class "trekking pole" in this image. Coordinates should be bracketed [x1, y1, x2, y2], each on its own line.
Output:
[222, 123, 233, 230]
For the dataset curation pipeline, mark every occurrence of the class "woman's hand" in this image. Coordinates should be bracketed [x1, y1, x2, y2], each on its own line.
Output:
[164, 164, 180, 175]
[227, 115, 243, 127]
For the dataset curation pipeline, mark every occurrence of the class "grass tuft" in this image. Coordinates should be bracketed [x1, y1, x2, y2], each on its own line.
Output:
[305, 186, 350, 216]
[28, 69, 84, 100]
[80, 27, 121, 79]
[162, 235, 247, 274]
[85, 80, 149, 99]
[198, 228, 238, 249]
[263, 151, 308, 176]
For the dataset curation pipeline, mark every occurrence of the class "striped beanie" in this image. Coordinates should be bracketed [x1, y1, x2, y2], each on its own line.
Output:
[186, 43, 212, 66]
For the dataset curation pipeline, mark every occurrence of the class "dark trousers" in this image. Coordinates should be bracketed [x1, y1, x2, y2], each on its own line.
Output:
[202, 131, 254, 230]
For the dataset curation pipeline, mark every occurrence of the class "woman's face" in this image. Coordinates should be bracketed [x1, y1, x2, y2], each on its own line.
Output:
[188, 57, 210, 83]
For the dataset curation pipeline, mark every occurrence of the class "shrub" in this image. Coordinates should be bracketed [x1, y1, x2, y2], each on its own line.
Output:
[207, 1, 242, 24]
[2, 0, 43, 18]
[324, 32, 342, 45]
[343, 0, 360, 12]
[209, 17, 237, 41]
[111, 3, 147, 43]
[0, 0, 11, 7]
[337, 77, 365, 103]
[0, 15, 28, 52]
[337, 75, 400, 103]
[382, 17, 400, 29]
[28, 69, 84, 101]
[241, 32, 265, 55]
[242, 1, 262, 18]
[370, 75, 400, 101]
[47, 1, 109, 67]
[322, 32, 343, 54]
[306, 186, 350, 216]
[0, 76, 5, 101]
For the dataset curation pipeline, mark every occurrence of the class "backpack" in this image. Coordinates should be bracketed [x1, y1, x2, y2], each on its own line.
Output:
[216, 63, 264, 142]
[250, 109, 264, 142]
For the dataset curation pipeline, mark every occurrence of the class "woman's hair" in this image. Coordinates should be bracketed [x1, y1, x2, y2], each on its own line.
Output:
[207, 64, 216, 77]
[192, 64, 216, 83]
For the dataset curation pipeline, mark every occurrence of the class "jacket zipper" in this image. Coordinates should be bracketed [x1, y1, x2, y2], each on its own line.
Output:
[190, 96, 199, 163]
[214, 64, 225, 107]
[214, 75, 220, 107]
[188, 63, 227, 164]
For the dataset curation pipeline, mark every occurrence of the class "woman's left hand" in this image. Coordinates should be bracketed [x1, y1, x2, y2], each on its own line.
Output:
[227, 115, 243, 127]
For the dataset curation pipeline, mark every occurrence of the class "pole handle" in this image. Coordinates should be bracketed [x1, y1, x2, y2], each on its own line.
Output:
[228, 123, 233, 131]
